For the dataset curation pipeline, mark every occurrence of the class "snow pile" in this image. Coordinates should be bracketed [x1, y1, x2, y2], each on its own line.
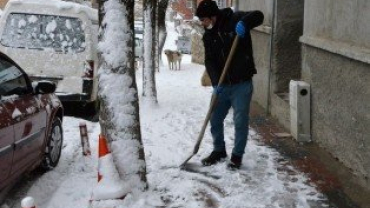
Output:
[7, 0, 97, 20]
[92, 154, 127, 200]
[20, 197, 35, 208]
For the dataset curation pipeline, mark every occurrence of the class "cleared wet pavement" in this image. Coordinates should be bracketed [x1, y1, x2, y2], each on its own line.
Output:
[249, 102, 370, 208]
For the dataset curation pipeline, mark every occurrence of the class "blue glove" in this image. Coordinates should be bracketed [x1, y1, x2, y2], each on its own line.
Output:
[214, 86, 224, 95]
[236, 21, 246, 38]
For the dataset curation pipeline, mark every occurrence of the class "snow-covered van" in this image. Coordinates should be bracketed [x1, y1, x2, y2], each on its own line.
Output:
[0, 0, 99, 109]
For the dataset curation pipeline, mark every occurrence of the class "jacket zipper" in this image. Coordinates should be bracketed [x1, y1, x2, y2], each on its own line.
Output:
[218, 32, 232, 85]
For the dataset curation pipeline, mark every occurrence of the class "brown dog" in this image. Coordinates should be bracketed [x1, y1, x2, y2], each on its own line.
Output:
[164, 49, 182, 70]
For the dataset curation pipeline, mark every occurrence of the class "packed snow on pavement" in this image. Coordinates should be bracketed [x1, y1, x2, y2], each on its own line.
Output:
[1, 18, 331, 208]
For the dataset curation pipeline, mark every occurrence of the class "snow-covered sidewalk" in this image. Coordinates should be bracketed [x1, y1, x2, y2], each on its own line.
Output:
[1, 22, 330, 208]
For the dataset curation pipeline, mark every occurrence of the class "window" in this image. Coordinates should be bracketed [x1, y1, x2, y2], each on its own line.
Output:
[0, 59, 28, 96]
[186, 0, 192, 8]
[1, 13, 86, 53]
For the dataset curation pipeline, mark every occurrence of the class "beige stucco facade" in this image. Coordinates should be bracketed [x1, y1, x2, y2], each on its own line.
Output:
[233, 0, 370, 190]
[300, 0, 370, 186]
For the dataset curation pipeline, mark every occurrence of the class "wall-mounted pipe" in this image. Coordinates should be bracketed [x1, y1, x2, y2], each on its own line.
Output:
[233, 0, 239, 11]
[266, 0, 277, 115]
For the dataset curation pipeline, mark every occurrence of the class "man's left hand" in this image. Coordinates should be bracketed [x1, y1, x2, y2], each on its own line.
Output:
[236, 21, 246, 38]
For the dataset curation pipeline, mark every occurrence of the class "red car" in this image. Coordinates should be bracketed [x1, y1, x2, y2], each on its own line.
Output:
[0, 52, 64, 196]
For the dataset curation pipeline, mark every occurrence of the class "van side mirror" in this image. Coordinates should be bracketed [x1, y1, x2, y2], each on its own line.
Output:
[34, 81, 56, 94]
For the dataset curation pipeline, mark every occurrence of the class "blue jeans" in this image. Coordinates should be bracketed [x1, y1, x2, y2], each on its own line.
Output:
[210, 80, 253, 157]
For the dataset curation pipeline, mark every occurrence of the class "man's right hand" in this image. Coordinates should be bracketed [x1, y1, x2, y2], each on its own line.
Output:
[214, 86, 224, 95]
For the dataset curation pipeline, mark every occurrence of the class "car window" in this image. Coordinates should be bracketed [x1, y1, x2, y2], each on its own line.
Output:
[0, 13, 86, 53]
[0, 59, 28, 96]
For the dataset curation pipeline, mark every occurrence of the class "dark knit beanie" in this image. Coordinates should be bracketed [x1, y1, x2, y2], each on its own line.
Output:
[196, 0, 220, 18]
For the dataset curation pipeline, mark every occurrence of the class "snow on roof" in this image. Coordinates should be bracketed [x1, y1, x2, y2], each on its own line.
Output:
[6, 0, 98, 22]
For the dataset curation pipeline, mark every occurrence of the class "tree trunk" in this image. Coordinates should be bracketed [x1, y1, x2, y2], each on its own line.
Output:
[98, 0, 147, 190]
[158, 0, 168, 65]
[154, 0, 159, 72]
[142, 0, 158, 103]
[91, 0, 99, 9]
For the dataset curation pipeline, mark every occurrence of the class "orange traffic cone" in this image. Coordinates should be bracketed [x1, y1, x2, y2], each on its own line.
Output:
[21, 196, 36, 208]
[92, 134, 126, 200]
[98, 134, 110, 182]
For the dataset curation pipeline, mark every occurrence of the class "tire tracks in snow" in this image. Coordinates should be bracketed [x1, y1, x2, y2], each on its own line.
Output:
[2, 143, 81, 208]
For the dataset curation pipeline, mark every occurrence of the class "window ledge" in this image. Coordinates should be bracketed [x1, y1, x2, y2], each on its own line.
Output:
[300, 35, 370, 65]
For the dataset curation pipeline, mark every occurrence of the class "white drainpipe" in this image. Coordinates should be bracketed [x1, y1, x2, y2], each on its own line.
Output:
[233, 0, 239, 11]
[266, 0, 277, 115]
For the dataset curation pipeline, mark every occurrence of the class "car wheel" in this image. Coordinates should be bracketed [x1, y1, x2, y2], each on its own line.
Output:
[42, 117, 63, 170]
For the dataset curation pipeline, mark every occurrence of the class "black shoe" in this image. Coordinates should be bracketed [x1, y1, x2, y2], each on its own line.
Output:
[201, 150, 227, 166]
[227, 154, 242, 169]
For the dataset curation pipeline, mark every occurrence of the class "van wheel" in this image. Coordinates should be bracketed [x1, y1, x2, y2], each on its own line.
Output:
[85, 100, 100, 122]
[42, 117, 63, 170]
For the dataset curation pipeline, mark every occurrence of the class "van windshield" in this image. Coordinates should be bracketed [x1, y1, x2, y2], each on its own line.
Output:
[0, 13, 86, 53]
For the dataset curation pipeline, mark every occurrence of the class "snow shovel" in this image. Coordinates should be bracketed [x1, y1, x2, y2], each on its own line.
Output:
[180, 36, 240, 168]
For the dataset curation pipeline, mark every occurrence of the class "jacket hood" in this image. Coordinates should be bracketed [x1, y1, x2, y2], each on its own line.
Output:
[213, 8, 233, 29]
[219, 8, 233, 19]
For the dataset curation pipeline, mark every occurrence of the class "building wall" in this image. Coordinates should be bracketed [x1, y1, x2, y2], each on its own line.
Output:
[301, 0, 370, 184]
[240, 0, 370, 188]
[237, 0, 272, 110]
[270, 0, 304, 131]
[0, 0, 8, 9]
[302, 45, 370, 184]
[171, 0, 198, 20]
[273, 0, 303, 93]
[238, 0, 304, 129]
[303, 0, 370, 50]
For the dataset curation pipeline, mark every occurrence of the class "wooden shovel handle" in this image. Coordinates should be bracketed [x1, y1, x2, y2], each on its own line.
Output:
[193, 36, 240, 154]
[180, 36, 240, 168]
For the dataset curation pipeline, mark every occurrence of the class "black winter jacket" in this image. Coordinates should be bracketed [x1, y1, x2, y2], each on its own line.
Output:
[203, 8, 264, 86]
